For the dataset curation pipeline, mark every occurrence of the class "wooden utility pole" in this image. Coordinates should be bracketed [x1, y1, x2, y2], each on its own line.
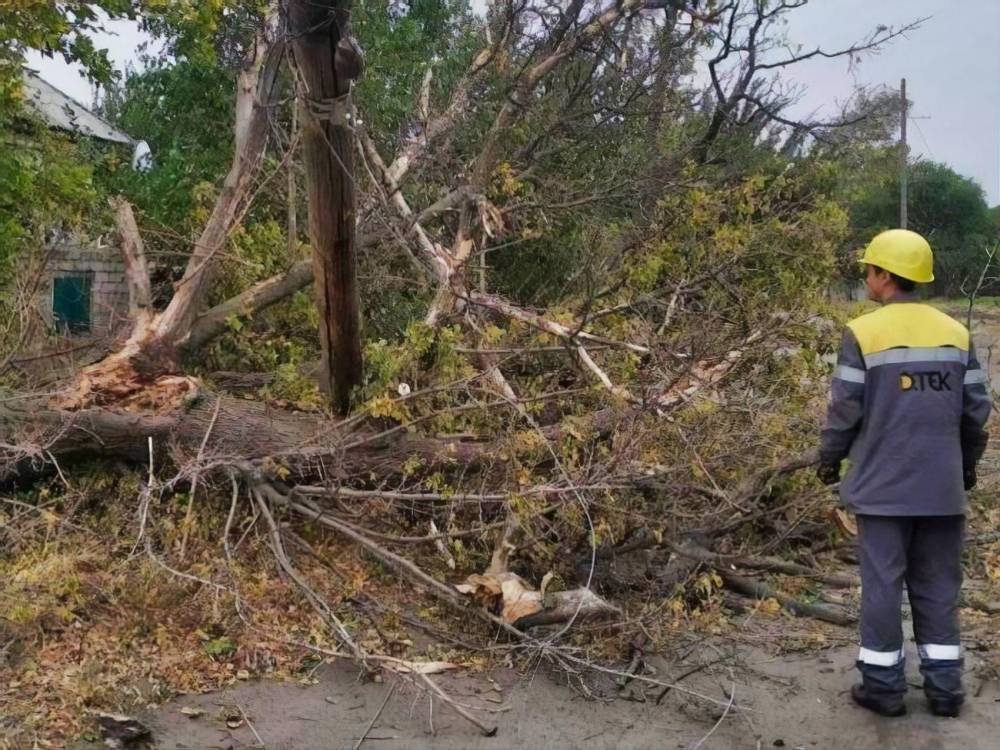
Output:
[288, 0, 363, 416]
[900, 77, 908, 229]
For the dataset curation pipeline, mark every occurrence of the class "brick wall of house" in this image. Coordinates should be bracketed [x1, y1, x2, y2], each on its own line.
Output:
[38, 234, 131, 336]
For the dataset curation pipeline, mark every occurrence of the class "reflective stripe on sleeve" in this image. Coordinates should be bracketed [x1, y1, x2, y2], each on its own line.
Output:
[864, 346, 968, 369]
[834, 365, 866, 384]
[858, 647, 904, 667]
[964, 368, 988, 385]
[917, 643, 961, 661]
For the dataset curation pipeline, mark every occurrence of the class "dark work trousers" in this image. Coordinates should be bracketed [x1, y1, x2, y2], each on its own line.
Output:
[856, 514, 965, 703]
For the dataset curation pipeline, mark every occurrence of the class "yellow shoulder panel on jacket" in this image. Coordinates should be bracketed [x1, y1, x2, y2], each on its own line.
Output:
[847, 303, 969, 355]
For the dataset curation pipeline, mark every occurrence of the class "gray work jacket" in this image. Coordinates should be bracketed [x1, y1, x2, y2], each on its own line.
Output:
[820, 295, 991, 515]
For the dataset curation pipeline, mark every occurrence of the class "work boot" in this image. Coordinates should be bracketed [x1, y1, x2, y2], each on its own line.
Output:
[854, 659, 907, 717]
[928, 697, 961, 718]
[851, 683, 907, 717]
[919, 655, 964, 718]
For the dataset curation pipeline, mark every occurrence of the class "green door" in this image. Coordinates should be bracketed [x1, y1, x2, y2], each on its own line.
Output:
[53, 276, 91, 333]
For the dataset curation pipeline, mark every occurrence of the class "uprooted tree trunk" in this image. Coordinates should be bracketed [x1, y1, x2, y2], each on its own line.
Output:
[0, 392, 500, 482]
[53, 9, 283, 412]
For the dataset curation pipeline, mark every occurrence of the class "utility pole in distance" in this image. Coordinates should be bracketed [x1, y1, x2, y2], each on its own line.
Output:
[900, 77, 908, 229]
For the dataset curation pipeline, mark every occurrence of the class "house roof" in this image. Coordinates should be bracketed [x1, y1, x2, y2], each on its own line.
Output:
[22, 70, 134, 145]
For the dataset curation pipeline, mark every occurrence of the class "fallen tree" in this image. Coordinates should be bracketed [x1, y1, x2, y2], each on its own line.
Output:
[0, 1, 928, 740]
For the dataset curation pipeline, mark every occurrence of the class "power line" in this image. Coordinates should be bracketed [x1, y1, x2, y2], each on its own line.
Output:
[909, 116, 935, 162]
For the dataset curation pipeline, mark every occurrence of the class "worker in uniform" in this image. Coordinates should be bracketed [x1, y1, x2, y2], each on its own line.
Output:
[818, 229, 991, 718]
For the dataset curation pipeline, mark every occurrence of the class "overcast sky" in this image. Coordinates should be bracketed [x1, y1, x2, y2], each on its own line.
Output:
[24, 1, 1000, 205]
[776, 0, 1000, 205]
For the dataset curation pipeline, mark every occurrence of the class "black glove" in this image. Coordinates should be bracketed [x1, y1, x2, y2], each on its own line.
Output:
[817, 462, 841, 486]
[963, 465, 977, 491]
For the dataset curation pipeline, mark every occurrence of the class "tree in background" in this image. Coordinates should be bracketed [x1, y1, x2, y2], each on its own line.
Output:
[0, 1, 135, 113]
[850, 160, 995, 295]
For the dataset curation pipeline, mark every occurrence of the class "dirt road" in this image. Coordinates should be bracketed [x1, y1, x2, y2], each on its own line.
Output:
[132, 637, 1000, 750]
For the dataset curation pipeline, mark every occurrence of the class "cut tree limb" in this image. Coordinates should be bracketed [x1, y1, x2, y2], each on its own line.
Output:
[720, 572, 855, 626]
[455, 513, 620, 629]
[512, 587, 621, 629]
[186, 260, 314, 351]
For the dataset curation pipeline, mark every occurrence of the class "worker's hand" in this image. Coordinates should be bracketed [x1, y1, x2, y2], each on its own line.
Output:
[963, 466, 977, 491]
[816, 462, 841, 486]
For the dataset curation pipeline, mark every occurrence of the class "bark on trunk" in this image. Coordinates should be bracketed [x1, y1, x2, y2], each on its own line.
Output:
[289, 0, 363, 416]
[0, 394, 497, 483]
[2, 389, 639, 485]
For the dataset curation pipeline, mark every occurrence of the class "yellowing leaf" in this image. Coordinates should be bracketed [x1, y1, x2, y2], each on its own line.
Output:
[758, 597, 782, 616]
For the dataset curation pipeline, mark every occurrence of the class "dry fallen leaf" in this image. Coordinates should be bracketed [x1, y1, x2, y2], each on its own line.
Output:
[499, 575, 542, 623]
[456, 571, 543, 623]
[830, 507, 858, 537]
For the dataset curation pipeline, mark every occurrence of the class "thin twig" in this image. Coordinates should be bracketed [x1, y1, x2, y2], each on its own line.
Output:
[237, 704, 265, 748]
[354, 682, 397, 750]
[180, 396, 222, 560]
[253, 486, 364, 659]
[691, 682, 736, 750]
[414, 671, 497, 737]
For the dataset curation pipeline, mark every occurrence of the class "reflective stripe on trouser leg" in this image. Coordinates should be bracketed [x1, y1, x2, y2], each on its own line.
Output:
[907, 517, 966, 703]
[917, 644, 961, 661]
[855, 516, 909, 698]
[858, 647, 904, 667]
[906, 515, 963, 649]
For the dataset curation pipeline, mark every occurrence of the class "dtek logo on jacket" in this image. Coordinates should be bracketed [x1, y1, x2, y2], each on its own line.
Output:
[822, 298, 992, 517]
[900, 372, 953, 391]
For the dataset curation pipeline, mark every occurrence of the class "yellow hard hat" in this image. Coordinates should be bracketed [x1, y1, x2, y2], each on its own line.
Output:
[860, 229, 934, 283]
